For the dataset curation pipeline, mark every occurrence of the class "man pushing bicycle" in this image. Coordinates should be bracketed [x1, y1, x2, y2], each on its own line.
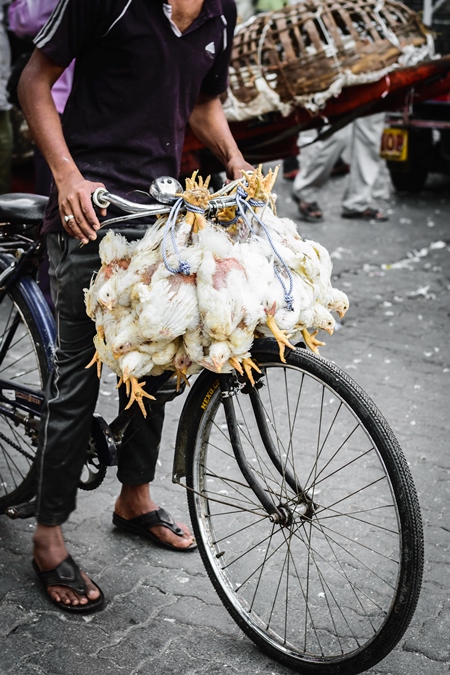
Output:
[18, 0, 252, 612]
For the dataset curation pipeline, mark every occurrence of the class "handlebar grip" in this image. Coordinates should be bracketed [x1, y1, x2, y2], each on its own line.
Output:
[92, 187, 110, 209]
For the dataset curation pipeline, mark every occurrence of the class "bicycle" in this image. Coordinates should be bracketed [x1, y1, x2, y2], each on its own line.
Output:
[0, 182, 424, 675]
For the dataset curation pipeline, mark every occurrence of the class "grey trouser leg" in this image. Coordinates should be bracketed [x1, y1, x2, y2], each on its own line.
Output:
[293, 125, 350, 203]
[342, 113, 385, 213]
[36, 230, 164, 526]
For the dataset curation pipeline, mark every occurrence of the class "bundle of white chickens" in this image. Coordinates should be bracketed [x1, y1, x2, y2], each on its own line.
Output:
[84, 167, 349, 416]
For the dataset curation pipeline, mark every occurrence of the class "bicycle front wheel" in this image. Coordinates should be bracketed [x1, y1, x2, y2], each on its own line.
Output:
[183, 342, 423, 674]
[0, 273, 51, 511]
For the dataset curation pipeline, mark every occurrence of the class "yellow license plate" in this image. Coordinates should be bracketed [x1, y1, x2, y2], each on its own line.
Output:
[380, 128, 408, 161]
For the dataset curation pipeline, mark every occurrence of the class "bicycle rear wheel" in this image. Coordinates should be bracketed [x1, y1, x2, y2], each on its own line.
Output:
[182, 341, 424, 674]
[0, 277, 51, 511]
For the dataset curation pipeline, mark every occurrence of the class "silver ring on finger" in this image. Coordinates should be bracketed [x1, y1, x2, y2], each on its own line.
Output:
[64, 214, 75, 223]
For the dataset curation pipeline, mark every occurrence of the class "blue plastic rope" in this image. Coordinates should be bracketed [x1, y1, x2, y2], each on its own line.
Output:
[217, 213, 239, 226]
[185, 202, 206, 216]
[235, 185, 294, 311]
[162, 198, 191, 276]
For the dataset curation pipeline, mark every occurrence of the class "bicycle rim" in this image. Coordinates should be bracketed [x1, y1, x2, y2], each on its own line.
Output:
[0, 286, 48, 510]
[186, 348, 423, 674]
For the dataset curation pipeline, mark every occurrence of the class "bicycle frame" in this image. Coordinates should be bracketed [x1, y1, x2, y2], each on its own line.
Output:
[173, 339, 313, 525]
[0, 191, 302, 524]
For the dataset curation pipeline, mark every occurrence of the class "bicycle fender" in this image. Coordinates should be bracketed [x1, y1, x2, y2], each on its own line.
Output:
[172, 338, 304, 482]
[173, 368, 220, 482]
[19, 277, 56, 373]
[0, 256, 56, 373]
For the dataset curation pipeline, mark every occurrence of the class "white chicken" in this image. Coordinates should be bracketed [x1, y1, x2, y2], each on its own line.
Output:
[196, 225, 248, 342]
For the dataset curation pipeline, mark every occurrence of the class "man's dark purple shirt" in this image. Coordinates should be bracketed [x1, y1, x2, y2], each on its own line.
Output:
[34, 0, 237, 233]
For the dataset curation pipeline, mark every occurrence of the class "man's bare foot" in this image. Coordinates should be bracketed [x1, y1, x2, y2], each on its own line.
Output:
[33, 524, 101, 608]
[114, 484, 195, 550]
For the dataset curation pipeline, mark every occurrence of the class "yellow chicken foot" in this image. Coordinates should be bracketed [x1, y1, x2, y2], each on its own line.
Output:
[301, 329, 326, 354]
[85, 351, 102, 378]
[228, 356, 244, 375]
[266, 316, 295, 363]
[192, 213, 207, 233]
[242, 357, 262, 387]
[175, 369, 190, 391]
[115, 376, 124, 390]
[124, 376, 156, 417]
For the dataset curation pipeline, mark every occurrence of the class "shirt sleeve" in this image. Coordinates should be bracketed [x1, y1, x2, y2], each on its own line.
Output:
[33, 0, 120, 68]
[200, 0, 237, 96]
[8, 0, 54, 38]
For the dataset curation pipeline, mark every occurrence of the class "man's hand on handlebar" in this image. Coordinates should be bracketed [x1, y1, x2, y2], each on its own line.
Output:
[225, 157, 254, 181]
[58, 176, 108, 245]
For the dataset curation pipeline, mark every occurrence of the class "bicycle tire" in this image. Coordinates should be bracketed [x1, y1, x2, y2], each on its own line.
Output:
[181, 340, 424, 674]
[0, 267, 51, 512]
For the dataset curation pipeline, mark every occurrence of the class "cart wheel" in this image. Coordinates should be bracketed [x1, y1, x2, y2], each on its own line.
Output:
[388, 163, 428, 192]
[387, 129, 432, 193]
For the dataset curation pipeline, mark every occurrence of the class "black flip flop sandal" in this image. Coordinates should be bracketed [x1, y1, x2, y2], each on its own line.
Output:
[32, 555, 105, 614]
[341, 208, 388, 222]
[112, 508, 197, 551]
[298, 201, 324, 222]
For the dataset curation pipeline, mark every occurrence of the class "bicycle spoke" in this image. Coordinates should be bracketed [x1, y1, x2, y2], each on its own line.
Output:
[188, 355, 423, 669]
[0, 295, 45, 506]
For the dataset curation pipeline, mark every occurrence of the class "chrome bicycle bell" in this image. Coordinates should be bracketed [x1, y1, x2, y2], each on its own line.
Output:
[149, 176, 183, 204]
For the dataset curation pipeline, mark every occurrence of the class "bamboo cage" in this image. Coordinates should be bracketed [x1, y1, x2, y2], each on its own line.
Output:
[228, 0, 431, 105]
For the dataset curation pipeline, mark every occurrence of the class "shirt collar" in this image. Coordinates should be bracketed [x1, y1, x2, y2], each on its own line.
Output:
[162, 0, 225, 37]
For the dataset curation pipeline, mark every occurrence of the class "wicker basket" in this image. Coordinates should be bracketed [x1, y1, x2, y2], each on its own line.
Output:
[228, 0, 430, 105]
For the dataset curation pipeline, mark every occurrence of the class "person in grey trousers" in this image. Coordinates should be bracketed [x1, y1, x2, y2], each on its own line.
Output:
[293, 113, 388, 223]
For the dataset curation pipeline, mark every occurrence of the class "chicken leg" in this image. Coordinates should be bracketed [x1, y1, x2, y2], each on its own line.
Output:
[229, 356, 244, 375]
[242, 357, 262, 387]
[85, 350, 102, 378]
[301, 328, 325, 354]
[124, 376, 156, 417]
[174, 368, 190, 391]
[265, 315, 295, 363]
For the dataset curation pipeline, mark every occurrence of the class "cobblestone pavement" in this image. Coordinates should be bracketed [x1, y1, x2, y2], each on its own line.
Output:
[0, 166, 449, 675]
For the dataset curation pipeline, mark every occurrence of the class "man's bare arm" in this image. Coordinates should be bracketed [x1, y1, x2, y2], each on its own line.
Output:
[18, 49, 106, 243]
[189, 93, 253, 180]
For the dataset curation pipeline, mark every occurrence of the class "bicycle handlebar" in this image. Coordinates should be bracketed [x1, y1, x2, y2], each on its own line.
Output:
[92, 186, 242, 218]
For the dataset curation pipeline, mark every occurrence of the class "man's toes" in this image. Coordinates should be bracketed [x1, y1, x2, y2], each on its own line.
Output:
[48, 587, 62, 604]
[149, 524, 193, 548]
[47, 574, 99, 606]
[51, 587, 73, 605]
[81, 571, 101, 601]
[178, 522, 190, 537]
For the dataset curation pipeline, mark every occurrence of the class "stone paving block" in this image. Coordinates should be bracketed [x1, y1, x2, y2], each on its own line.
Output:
[365, 648, 449, 675]
[1, 628, 55, 673]
[95, 620, 189, 670]
[170, 629, 295, 675]
[403, 599, 450, 663]
[94, 583, 178, 635]
[158, 595, 239, 637]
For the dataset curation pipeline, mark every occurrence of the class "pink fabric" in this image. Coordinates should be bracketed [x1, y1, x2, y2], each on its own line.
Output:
[8, 0, 74, 113]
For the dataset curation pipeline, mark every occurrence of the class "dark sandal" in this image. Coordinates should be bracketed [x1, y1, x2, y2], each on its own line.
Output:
[341, 207, 388, 222]
[32, 555, 105, 614]
[298, 201, 324, 222]
[112, 508, 197, 551]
